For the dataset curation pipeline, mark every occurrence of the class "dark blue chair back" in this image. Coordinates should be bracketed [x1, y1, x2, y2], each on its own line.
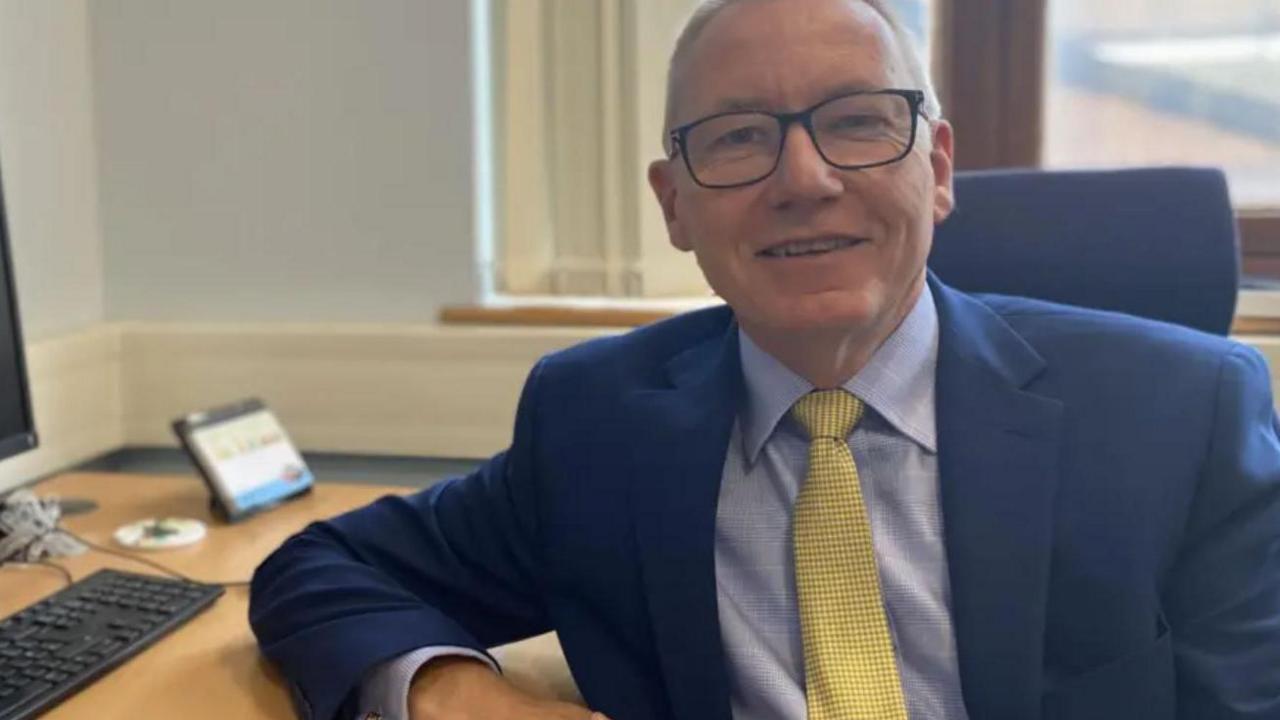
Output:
[928, 167, 1240, 335]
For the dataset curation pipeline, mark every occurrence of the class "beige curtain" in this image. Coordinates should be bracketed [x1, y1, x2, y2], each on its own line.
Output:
[490, 0, 709, 298]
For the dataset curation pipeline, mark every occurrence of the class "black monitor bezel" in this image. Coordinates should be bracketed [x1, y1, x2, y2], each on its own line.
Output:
[0, 162, 38, 463]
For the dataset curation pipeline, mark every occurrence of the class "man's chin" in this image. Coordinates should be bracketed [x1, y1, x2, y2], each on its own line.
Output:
[752, 298, 881, 336]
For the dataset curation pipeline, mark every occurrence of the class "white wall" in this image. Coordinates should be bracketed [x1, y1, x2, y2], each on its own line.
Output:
[89, 0, 479, 324]
[0, 0, 106, 341]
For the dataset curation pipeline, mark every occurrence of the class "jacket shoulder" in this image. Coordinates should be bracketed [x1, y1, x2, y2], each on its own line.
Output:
[537, 304, 734, 384]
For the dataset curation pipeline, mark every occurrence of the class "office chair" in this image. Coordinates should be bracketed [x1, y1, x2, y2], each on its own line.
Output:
[927, 167, 1241, 336]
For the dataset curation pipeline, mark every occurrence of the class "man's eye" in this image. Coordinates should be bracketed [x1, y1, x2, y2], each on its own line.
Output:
[714, 126, 769, 147]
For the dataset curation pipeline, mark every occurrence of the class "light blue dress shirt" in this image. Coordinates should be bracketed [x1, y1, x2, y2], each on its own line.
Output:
[360, 288, 969, 719]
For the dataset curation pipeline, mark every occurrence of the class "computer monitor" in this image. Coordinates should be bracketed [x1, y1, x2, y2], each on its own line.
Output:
[0, 164, 37, 463]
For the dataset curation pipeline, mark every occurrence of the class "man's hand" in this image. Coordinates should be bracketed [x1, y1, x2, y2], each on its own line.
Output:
[408, 656, 612, 720]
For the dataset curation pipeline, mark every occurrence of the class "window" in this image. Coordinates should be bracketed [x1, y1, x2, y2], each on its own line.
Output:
[1045, 0, 1280, 208]
[485, 0, 933, 302]
[477, 0, 1280, 314]
[887, 0, 934, 70]
[487, 0, 707, 300]
[937, 0, 1280, 290]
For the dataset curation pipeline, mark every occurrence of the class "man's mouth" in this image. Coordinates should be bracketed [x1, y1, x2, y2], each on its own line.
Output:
[757, 236, 865, 258]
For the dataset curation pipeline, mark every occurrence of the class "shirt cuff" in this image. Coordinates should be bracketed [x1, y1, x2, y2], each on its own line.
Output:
[356, 646, 498, 720]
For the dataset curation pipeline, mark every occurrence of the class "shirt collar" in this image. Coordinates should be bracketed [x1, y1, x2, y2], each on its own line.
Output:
[738, 286, 939, 464]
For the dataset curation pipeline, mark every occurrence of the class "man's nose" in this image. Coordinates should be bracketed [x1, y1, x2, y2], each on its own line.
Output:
[768, 123, 844, 206]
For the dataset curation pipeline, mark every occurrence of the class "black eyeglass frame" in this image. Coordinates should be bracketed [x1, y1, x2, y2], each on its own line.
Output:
[667, 88, 928, 189]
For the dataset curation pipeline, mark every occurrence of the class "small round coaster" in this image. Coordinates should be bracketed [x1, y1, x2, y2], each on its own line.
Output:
[113, 517, 207, 550]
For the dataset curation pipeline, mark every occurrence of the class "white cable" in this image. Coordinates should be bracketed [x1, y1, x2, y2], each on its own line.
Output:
[0, 489, 86, 563]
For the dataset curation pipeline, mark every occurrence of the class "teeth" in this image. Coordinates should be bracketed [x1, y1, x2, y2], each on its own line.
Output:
[762, 237, 859, 258]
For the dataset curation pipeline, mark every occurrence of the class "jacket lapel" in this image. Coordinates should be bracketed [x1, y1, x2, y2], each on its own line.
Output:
[629, 315, 741, 720]
[932, 278, 1064, 720]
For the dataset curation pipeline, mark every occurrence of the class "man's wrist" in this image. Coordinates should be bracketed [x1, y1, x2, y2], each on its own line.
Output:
[408, 656, 503, 719]
[358, 647, 497, 720]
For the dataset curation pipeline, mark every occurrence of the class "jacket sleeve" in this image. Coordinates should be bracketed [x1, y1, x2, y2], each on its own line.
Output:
[248, 359, 553, 720]
[1168, 345, 1280, 718]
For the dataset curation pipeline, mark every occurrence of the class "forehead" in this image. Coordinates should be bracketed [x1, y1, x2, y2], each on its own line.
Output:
[675, 0, 905, 123]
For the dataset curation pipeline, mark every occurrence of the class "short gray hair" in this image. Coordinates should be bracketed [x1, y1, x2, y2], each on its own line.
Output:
[662, 0, 942, 146]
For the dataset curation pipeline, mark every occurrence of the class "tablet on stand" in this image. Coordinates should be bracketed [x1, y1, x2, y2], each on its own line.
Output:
[172, 398, 315, 522]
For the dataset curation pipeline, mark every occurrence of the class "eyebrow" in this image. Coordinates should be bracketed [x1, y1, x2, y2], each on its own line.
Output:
[704, 82, 887, 116]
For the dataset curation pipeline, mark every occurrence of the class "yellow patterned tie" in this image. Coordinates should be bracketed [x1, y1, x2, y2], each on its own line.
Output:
[792, 390, 908, 720]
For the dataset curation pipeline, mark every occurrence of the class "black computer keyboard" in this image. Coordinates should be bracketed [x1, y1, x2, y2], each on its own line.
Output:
[0, 568, 224, 720]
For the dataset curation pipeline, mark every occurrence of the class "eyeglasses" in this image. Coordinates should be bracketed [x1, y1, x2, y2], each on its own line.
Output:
[668, 89, 926, 189]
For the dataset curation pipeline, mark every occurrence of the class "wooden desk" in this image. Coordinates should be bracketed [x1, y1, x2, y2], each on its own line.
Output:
[0, 472, 413, 719]
[1, 472, 579, 719]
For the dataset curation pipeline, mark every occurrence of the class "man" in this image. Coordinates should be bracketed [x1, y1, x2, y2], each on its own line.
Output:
[249, 0, 1280, 718]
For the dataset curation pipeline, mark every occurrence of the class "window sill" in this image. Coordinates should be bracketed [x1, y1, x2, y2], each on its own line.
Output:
[443, 296, 1280, 337]
[440, 306, 674, 328]
[1233, 290, 1280, 334]
[440, 297, 719, 328]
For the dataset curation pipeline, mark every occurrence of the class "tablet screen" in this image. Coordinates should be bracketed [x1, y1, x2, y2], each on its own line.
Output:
[186, 407, 313, 513]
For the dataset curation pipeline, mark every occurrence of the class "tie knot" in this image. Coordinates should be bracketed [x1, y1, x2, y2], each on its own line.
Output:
[791, 389, 864, 441]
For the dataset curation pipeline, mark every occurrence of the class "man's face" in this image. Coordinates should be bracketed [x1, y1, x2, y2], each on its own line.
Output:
[650, 0, 954, 338]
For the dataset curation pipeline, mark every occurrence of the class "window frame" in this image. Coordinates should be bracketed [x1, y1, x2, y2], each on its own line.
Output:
[934, 0, 1280, 282]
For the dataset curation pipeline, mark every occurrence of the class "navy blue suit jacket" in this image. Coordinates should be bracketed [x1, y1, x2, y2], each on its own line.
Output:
[249, 278, 1280, 719]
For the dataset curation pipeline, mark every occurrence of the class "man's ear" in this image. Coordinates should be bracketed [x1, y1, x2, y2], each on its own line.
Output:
[648, 158, 693, 252]
[929, 120, 956, 225]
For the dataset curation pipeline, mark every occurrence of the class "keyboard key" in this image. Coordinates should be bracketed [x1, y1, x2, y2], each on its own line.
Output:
[56, 635, 102, 659]
[1, 681, 51, 708]
[98, 640, 126, 655]
[7, 624, 41, 641]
